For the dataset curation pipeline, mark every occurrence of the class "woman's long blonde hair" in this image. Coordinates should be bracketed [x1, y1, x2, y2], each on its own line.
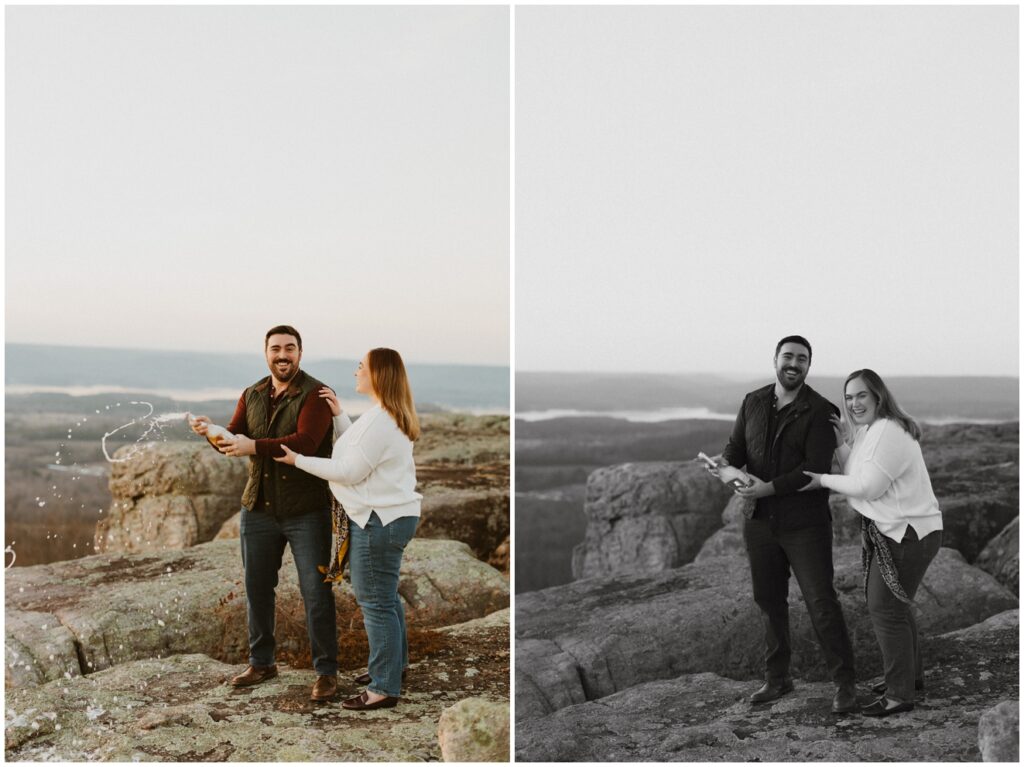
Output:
[368, 348, 420, 441]
[844, 368, 921, 441]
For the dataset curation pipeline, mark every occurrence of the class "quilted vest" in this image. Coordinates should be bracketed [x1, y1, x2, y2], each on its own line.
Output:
[239, 370, 333, 516]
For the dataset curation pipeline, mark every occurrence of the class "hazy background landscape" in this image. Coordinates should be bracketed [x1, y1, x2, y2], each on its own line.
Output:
[515, 370, 1019, 593]
[6, 343, 509, 568]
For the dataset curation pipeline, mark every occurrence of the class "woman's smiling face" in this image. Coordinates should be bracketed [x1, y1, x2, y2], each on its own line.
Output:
[845, 376, 878, 426]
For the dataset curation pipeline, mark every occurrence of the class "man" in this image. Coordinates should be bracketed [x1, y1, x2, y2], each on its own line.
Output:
[714, 335, 857, 714]
[191, 325, 338, 701]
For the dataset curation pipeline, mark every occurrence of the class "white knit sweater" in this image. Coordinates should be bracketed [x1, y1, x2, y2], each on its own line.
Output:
[821, 418, 942, 543]
[295, 405, 421, 528]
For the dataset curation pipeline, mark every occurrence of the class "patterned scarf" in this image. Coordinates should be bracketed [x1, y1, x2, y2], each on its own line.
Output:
[861, 516, 912, 604]
[318, 495, 351, 583]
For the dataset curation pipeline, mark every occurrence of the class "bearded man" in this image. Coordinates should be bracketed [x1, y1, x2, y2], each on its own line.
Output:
[190, 325, 338, 701]
[714, 335, 858, 714]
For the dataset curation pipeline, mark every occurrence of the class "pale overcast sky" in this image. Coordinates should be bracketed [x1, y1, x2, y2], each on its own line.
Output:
[516, 5, 1018, 377]
[7, 6, 509, 366]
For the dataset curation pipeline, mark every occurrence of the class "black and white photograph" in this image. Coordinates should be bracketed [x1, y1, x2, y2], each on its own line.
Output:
[514, 5, 1018, 762]
[5, 5, 510, 762]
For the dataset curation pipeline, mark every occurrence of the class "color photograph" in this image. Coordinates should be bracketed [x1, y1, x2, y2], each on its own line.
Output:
[6, 6, 509, 761]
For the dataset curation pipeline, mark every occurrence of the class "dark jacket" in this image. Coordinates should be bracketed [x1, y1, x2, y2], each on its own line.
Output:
[722, 382, 839, 529]
[237, 371, 333, 517]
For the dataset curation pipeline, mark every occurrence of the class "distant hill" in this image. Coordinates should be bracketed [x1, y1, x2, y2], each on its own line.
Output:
[5, 343, 509, 411]
[516, 371, 1019, 422]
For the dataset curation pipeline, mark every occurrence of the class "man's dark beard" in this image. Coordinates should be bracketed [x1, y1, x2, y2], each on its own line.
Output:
[776, 367, 805, 391]
[271, 360, 299, 383]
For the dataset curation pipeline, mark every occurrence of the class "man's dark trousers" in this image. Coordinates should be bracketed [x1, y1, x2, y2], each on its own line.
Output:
[240, 505, 338, 676]
[743, 515, 856, 685]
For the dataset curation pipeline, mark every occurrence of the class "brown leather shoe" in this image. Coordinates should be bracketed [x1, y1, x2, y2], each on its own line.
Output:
[749, 678, 794, 704]
[311, 675, 338, 702]
[341, 691, 399, 710]
[231, 665, 278, 687]
[353, 668, 408, 686]
[832, 683, 859, 714]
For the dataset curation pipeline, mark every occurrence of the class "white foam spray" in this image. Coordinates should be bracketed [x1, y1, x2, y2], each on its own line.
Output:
[101, 403, 193, 463]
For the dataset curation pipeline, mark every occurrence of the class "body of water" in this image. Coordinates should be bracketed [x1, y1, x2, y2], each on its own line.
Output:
[516, 408, 1016, 425]
[6, 344, 509, 414]
[517, 407, 736, 422]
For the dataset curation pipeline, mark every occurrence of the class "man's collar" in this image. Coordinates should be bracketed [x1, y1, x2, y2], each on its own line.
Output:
[765, 381, 812, 410]
[254, 370, 305, 398]
[283, 370, 305, 399]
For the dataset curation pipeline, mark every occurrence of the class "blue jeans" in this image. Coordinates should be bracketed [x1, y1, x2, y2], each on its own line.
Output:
[743, 517, 856, 685]
[349, 512, 418, 697]
[239, 507, 338, 676]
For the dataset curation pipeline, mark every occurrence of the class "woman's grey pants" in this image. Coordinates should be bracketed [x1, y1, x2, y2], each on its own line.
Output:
[866, 526, 941, 702]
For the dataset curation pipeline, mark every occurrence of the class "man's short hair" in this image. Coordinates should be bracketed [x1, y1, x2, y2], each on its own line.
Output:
[265, 325, 302, 349]
[775, 335, 811, 361]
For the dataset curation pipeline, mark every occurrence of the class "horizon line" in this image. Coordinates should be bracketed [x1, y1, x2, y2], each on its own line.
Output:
[516, 369, 1020, 380]
[5, 341, 509, 370]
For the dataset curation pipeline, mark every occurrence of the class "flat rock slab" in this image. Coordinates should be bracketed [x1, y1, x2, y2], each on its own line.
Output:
[516, 547, 1017, 720]
[414, 414, 510, 466]
[6, 538, 508, 688]
[516, 610, 1018, 762]
[7, 609, 509, 763]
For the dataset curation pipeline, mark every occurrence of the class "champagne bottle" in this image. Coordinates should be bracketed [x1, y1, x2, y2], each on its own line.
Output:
[186, 413, 235, 447]
[204, 423, 235, 448]
[696, 452, 754, 490]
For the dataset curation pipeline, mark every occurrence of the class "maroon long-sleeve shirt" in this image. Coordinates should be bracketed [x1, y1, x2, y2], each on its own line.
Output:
[226, 383, 333, 459]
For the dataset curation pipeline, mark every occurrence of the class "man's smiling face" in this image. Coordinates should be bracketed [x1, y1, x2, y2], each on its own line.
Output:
[774, 342, 810, 391]
[265, 333, 302, 385]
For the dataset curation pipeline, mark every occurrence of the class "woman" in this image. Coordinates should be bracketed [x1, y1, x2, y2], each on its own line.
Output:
[276, 348, 421, 711]
[802, 369, 942, 717]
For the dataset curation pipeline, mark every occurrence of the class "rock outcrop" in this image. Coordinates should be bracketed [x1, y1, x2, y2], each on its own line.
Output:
[410, 462, 510, 563]
[6, 610, 510, 762]
[518, 420, 1018, 760]
[572, 462, 733, 579]
[7, 411, 511, 762]
[437, 697, 510, 762]
[608, 422, 1020, 569]
[95, 442, 247, 554]
[6, 538, 508, 689]
[694, 494, 751, 561]
[978, 700, 1019, 762]
[976, 516, 1019, 595]
[516, 610, 1019, 761]
[516, 547, 1017, 723]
